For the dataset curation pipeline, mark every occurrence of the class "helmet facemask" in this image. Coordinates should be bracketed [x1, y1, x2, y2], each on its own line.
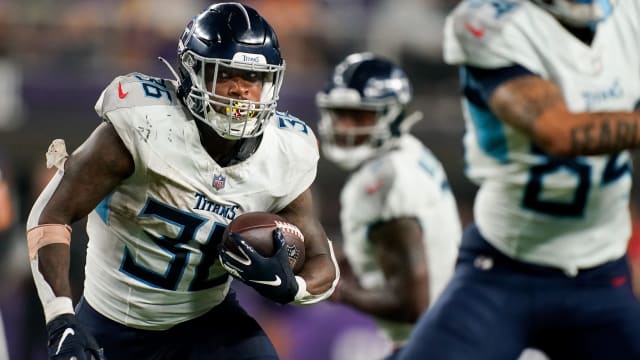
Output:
[317, 90, 404, 170]
[180, 50, 285, 140]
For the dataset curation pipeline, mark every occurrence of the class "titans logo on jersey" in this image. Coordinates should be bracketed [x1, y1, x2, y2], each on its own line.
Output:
[444, 0, 640, 273]
[86, 73, 319, 329]
[340, 135, 462, 342]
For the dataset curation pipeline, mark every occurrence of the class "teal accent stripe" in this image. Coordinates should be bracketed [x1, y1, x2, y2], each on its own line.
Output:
[95, 193, 114, 224]
[465, 99, 509, 162]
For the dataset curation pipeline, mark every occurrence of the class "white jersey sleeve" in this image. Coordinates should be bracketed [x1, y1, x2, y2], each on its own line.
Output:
[268, 111, 319, 211]
[443, 0, 545, 72]
[94, 72, 181, 174]
[340, 135, 461, 343]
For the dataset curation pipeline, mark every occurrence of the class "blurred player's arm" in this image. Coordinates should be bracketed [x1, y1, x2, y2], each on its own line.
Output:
[332, 217, 429, 323]
[488, 72, 640, 156]
[27, 121, 133, 319]
[278, 188, 339, 303]
[0, 173, 13, 231]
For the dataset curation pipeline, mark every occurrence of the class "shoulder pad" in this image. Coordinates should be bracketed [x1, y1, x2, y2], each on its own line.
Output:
[453, 0, 523, 32]
[95, 73, 179, 118]
[273, 111, 314, 136]
[267, 111, 319, 167]
[444, 0, 538, 69]
[272, 111, 319, 147]
[360, 155, 397, 200]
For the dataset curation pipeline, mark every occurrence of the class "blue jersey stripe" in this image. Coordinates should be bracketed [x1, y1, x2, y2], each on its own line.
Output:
[465, 99, 509, 162]
[95, 192, 114, 224]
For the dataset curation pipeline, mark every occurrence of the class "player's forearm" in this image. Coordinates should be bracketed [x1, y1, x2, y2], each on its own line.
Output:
[341, 286, 419, 323]
[37, 244, 73, 298]
[298, 254, 336, 294]
[0, 181, 13, 231]
[535, 110, 640, 156]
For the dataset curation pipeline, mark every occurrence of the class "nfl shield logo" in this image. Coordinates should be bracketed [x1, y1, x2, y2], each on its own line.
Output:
[212, 174, 226, 190]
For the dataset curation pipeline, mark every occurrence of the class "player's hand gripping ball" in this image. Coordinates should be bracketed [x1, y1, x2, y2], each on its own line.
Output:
[222, 212, 305, 273]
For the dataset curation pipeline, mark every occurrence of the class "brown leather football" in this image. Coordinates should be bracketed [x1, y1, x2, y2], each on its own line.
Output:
[222, 212, 305, 273]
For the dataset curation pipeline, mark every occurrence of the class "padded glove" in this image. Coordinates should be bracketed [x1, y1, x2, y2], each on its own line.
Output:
[219, 228, 299, 304]
[46, 314, 104, 360]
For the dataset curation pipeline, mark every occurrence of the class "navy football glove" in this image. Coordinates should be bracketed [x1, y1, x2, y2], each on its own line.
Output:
[219, 228, 299, 304]
[46, 314, 105, 360]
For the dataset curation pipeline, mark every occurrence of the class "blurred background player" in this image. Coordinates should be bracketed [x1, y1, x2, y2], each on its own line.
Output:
[0, 166, 14, 360]
[398, 0, 640, 359]
[25, 3, 337, 359]
[316, 52, 462, 359]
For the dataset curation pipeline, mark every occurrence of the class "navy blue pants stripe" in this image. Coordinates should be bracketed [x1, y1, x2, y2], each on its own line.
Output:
[75, 291, 278, 360]
[396, 224, 640, 360]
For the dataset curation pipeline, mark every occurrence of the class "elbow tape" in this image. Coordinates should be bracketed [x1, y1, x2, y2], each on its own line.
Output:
[27, 224, 72, 260]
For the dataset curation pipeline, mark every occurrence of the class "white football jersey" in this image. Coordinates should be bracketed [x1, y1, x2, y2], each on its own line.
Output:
[341, 135, 462, 343]
[86, 73, 319, 330]
[444, 0, 640, 273]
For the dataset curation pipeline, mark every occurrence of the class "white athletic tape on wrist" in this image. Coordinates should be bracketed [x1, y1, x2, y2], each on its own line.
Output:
[44, 296, 75, 324]
[294, 276, 310, 301]
[293, 239, 340, 305]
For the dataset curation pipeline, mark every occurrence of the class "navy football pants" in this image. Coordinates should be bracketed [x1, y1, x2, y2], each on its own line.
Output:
[397, 225, 640, 360]
[76, 291, 279, 360]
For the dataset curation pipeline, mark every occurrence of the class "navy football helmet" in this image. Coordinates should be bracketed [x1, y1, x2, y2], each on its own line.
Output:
[176, 3, 285, 139]
[316, 53, 421, 170]
[531, 0, 617, 27]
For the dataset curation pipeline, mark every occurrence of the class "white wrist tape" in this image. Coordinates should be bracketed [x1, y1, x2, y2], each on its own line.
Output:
[293, 239, 341, 305]
[294, 276, 310, 301]
[44, 296, 75, 323]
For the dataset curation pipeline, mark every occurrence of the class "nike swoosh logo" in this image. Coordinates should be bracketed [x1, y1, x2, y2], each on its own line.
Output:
[225, 247, 252, 266]
[118, 81, 129, 99]
[56, 328, 75, 355]
[249, 275, 282, 287]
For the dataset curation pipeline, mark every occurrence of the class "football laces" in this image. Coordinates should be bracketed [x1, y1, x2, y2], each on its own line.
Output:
[275, 221, 304, 241]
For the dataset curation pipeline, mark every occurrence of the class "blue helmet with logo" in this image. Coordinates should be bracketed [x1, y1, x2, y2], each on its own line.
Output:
[316, 52, 421, 170]
[530, 0, 617, 27]
[177, 3, 285, 139]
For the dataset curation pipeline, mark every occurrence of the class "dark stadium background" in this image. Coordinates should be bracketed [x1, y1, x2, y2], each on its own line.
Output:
[0, 1, 637, 359]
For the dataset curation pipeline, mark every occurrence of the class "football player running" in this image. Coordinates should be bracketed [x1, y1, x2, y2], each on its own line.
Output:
[317, 53, 462, 359]
[397, 0, 640, 359]
[26, 3, 338, 359]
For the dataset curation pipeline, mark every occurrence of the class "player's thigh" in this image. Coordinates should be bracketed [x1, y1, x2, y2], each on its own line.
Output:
[188, 297, 279, 359]
[574, 285, 640, 359]
[542, 264, 640, 360]
[397, 265, 529, 360]
[76, 297, 170, 359]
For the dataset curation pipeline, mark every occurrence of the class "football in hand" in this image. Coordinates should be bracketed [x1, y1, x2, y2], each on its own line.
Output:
[222, 212, 305, 273]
